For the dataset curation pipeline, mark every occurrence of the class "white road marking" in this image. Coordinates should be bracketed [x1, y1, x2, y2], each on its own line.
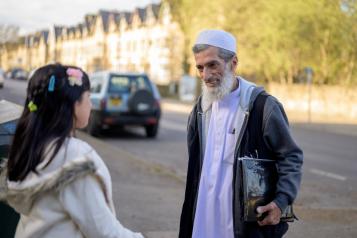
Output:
[309, 168, 347, 181]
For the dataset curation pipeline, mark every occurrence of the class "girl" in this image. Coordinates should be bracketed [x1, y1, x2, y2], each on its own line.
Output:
[0, 64, 144, 238]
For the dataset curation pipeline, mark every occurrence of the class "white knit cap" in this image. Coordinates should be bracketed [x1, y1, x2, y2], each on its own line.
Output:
[194, 29, 236, 53]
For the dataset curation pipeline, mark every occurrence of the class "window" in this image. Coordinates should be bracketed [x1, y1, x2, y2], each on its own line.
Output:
[108, 74, 152, 94]
[109, 76, 130, 93]
[90, 75, 103, 93]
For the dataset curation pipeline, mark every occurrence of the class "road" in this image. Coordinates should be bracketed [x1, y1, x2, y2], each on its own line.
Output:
[1, 77, 357, 237]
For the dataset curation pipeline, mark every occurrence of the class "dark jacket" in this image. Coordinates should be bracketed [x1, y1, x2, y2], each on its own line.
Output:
[179, 79, 303, 238]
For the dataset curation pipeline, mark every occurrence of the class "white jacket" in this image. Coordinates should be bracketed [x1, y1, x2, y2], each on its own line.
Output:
[0, 137, 144, 238]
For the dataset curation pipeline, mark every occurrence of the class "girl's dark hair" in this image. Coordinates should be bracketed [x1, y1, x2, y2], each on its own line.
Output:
[8, 63, 90, 181]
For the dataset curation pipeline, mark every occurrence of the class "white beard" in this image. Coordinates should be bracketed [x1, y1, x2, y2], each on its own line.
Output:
[201, 66, 236, 112]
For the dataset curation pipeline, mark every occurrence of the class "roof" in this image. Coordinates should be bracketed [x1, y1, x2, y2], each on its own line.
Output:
[98, 10, 111, 32]
[84, 14, 96, 33]
[41, 30, 49, 43]
[138, 8, 147, 22]
[123, 12, 132, 24]
[151, 3, 161, 19]
[131, 8, 147, 24]
[54, 26, 63, 40]
[3, 2, 168, 44]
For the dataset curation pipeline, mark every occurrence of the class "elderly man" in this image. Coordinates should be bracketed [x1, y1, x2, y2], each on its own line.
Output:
[179, 29, 303, 238]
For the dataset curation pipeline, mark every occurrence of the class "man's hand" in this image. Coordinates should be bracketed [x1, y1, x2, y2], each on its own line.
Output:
[256, 201, 281, 226]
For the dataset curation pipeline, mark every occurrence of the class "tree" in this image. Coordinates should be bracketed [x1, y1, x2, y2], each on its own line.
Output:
[166, 0, 357, 85]
[0, 25, 19, 44]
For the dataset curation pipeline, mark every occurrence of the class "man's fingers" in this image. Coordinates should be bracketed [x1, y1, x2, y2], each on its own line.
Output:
[257, 216, 271, 226]
[257, 214, 280, 226]
[257, 202, 281, 226]
[256, 203, 272, 214]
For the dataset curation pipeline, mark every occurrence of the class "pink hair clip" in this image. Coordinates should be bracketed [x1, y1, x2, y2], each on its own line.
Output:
[66, 68, 83, 86]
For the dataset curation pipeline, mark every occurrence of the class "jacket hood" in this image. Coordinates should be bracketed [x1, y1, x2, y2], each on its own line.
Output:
[237, 76, 264, 111]
[0, 157, 96, 215]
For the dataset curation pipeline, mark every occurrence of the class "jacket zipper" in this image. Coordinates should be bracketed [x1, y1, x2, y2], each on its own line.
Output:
[233, 110, 249, 238]
[234, 110, 250, 159]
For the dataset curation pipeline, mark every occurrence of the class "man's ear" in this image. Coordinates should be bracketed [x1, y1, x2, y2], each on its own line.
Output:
[231, 55, 238, 71]
[227, 55, 238, 72]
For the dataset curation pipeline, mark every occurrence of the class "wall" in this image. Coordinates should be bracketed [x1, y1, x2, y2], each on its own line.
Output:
[267, 83, 357, 124]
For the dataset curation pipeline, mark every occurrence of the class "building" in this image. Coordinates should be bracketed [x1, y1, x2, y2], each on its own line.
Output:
[0, 2, 184, 86]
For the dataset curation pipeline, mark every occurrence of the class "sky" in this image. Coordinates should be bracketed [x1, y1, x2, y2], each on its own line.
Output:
[0, 0, 161, 35]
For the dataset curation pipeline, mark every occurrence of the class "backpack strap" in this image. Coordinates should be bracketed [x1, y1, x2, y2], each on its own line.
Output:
[245, 91, 271, 158]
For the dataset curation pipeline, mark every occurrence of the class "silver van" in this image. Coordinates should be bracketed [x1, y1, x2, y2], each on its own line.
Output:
[88, 71, 161, 138]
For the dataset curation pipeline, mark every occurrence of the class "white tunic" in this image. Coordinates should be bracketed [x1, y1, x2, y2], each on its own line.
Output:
[192, 86, 240, 238]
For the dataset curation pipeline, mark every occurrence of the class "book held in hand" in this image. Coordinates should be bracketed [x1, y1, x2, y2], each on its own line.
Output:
[239, 157, 296, 222]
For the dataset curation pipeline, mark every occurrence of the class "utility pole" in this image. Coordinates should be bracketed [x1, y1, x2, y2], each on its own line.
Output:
[305, 67, 313, 123]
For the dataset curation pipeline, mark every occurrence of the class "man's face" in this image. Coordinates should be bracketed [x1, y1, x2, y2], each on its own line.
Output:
[194, 46, 227, 91]
[195, 46, 238, 110]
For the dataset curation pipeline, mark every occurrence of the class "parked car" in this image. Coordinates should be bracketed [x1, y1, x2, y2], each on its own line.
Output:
[87, 71, 161, 138]
[0, 69, 5, 88]
[8, 68, 28, 80]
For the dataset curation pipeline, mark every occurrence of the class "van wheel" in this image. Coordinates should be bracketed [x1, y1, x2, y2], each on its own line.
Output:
[145, 124, 158, 138]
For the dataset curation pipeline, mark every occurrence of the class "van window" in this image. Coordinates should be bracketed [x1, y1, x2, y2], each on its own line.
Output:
[108, 75, 152, 94]
[90, 76, 104, 93]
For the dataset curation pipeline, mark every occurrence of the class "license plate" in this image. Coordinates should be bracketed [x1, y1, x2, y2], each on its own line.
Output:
[110, 98, 121, 106]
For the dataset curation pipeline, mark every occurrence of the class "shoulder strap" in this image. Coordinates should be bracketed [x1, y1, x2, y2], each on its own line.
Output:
[245, 91, 270, 158]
